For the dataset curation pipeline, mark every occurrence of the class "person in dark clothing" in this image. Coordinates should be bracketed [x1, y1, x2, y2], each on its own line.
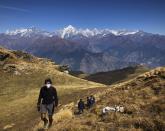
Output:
[90, 95, 95, 106]
[78, 99, 85, 114]
[37, 78, 58, 129]
[86, 97, 92, 109]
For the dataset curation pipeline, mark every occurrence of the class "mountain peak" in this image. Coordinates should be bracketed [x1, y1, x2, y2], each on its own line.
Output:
[57, 26, 145, 38]
[5, 27, 53, 37]
[65, 25, 76, 30]
[60, 25, 77, 38]
[4, 26, 149, 39]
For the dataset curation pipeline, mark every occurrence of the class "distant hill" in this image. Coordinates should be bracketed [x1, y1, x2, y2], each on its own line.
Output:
[83, 66, 150, 85]
[0, 46, 101, 86]
[70, 70, 88, 78]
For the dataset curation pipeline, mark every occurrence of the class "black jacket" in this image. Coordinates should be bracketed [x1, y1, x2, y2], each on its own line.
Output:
[78, 101, 85, 110]
[37, 86, 58, 106]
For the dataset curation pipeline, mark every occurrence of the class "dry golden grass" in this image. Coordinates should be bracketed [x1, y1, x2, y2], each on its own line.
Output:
[33, 104, 73, 131]
[33, 67, 165, 131]
[83, 66, 149, 85]
[1, 47, 164, 131]
[54, 108, 73, 123]
[0, 47, 105, 130]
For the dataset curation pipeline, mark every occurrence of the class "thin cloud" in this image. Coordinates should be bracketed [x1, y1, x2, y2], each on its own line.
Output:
[0, 5, 30, 13]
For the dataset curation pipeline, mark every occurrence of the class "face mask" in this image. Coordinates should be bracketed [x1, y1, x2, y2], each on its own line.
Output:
[46, 84, 51, 88]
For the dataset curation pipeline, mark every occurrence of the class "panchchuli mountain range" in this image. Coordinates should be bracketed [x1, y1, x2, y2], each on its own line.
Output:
[0, 25, 165, 73]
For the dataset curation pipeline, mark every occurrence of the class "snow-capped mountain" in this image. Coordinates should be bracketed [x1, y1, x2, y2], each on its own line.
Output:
[5, 27, 53, 37]
[4, 25, 146, 38]
[57, 25, 141, 39]
[1, 25, 165, 73]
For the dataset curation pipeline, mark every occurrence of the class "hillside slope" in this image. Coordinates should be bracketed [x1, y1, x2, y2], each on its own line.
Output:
[84, 66, 150, 85]
[0, 47, 104, 130]
[34, 67, 165, 131]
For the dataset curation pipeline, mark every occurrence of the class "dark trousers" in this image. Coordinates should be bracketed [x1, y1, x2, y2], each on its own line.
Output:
[78, 108, 84, 114]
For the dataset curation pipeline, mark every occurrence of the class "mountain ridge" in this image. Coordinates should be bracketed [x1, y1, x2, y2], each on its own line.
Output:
[3, 25, 155, 38]
[0, 25, 165, 73]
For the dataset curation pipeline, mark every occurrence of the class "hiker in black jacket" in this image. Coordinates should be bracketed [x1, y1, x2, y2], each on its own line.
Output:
[86, 97, 92, 109]
[37, 78, 58, 129]
[90, 95, 95, 106]
[78, 99, 85, 114]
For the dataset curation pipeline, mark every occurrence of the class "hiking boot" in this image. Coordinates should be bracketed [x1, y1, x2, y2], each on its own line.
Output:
[44, 123, 49, 130]
[43, 119, 48, 129]
[48, 118, 53, 128]
[48, 122, 52, 128]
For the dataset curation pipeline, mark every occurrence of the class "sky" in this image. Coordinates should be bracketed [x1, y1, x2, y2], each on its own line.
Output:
[0, 0, 165, 34]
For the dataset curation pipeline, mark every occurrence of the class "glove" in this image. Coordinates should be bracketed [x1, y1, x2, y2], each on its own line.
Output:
[37, 104, 40, 112]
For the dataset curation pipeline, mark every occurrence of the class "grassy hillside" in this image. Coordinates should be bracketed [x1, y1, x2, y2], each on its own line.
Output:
[0, 47, 104, 130]
[34, 67, 165, 131]
[81, 66, 149, 85]
[70, 70, 88, 79]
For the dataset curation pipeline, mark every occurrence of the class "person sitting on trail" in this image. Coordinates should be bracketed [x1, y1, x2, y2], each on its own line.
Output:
[37, 78, 58, 129]
[78, 99, 85, 114]
[101, 105, 125, 115]
[86, 97, 92, 109]
[102, 106, 116, 115]
[90, 95, 95, 106]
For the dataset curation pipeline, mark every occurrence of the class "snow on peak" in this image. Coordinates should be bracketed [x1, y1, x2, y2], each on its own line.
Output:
[4, 25, 143, 38]
[58, 25, 140, 38]
[64, 25, 76, 31]
[58, 25, 103, 38]
[109, 29, 139, 36]
[61, 25, 77, 38]
[6, 27, 52, 37]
